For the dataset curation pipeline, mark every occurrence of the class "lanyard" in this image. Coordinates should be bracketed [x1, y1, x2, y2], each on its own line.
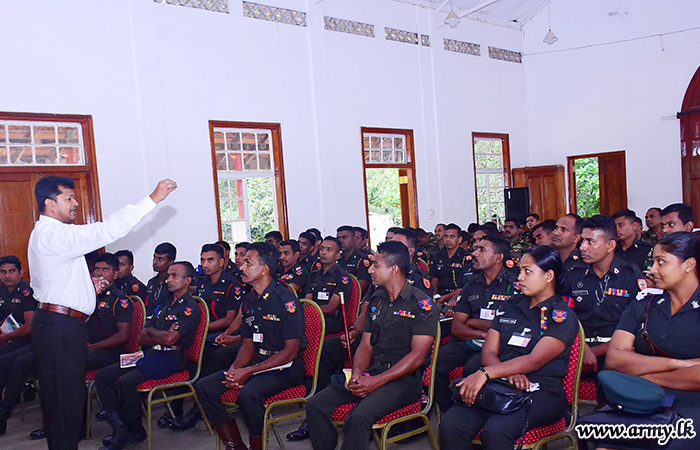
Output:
[594, 274, 611, 307]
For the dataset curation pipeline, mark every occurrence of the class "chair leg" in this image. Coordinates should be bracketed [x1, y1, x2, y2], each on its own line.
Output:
[192, 387, 214, 435]
[270, 422, 283, 449]
[147, 391, 154, 450]
[422, 415, 438, 450]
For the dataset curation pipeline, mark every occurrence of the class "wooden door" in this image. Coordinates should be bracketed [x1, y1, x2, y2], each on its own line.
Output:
[0, 173, 39, 277]
[512, 165, 566, 220]
[598, 151, 627, 215]
[681, 66, 700, 220]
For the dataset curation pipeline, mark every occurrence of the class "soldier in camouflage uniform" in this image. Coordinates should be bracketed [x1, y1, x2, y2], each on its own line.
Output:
[503, 217, 529, 260]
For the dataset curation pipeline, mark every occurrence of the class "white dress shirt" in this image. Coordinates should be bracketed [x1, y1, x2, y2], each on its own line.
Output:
[28, 196, 157, 316]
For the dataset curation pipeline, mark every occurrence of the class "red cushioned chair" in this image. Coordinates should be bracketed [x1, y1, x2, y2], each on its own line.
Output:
[86, 295, 146, 440]
[331, 323, 442, 450]
[136, 295, 212, 450]
[218, 298, 325, 450]
[325, 274, 361, 339]
[471, 321, 585, 450]
[578, 379, 598, 404]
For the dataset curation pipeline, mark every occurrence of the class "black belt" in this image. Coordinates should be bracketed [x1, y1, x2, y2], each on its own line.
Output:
[259, 348, 278, 357]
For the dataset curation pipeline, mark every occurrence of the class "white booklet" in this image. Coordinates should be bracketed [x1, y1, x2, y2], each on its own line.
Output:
[0, 314, 20, 335]
[253, 360, 293, 375]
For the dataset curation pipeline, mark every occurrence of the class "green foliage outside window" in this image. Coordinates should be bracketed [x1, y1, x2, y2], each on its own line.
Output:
[248, 177, 276, 242]
[574, 157, 601, 218]
[365, 168, 402, 226]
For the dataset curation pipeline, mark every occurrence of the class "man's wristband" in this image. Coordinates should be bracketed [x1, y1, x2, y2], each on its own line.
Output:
[479, 366, 490, 381]
[348, 326, 358, 333]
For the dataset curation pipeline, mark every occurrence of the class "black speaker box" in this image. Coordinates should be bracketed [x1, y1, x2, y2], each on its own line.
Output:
[504, 187, 530, 222]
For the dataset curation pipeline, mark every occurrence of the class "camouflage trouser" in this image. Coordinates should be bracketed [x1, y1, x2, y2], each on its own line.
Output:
[642, 247, 654, 279]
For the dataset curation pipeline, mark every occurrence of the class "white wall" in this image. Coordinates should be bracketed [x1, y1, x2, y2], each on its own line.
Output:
[0, 0, 528, 281]
[522, 0, 700, 215]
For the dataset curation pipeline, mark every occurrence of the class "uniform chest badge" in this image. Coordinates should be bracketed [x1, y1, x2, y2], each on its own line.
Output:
[466, 255, 473, 261]
[394, 310, 415, 319]
[450, 263, 463, 268]
[553, 310, 567, 323]
[295, 267, 303, 275]
[99, 301, 109, 308]
[613, 268, 620, 274]
[423, 278, 431, 289]
[120, 299, 130, 309]
[315, 262, 322, 270]
[11, 297, 21, 304]
[234, 286, 242, 296]
[132, 284, 139, 292]
[281, 274, 293, 281]
[263, 314, 281, 321]
[408, 279, 414, 284]
[505, 259, 515, 269]
[166, 315, 178, 320]
[638, 279, 648, 290]
[419, 298, 433, 311]
[605, 288, 630, 297]
[213, 290, 225, 295]
[285, 301, 296, 313]
[573, 255, 579, 260]
[327, 282, 336, 287]
[577, 281, 584, 288]
[491, 294, 511, 301]
[22, 289, 30, 296]
[363, 259, 370, 267]
[184, 307, 193, 316]
[342, 276, 349, 285]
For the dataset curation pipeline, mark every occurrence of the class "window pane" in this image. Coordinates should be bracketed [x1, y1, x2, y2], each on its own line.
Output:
[364, 150, 370, 163]
[382, 151, 393, 163]
[258, 153, 271, 171]
[489, 174, 503, 188]
[394, 150, 404, 163]
[493, 202, 505, 219]
[222, 221, 233, 242]
[257, 133, 269, 152]
[247, 177, 276, 242]
[8, 125, 31, 143]
[232, 221, 248, 242]
[382, 137, 393, 149]
[226, 132, 240, 151]
[394, 137, 404, 149]
[10, 146, 33, 164]
[227, 153, 242, 171]
[58, 127, 79, 144]
[243, 153, 257, 171]
[0, 125, 5, 143]
[477, 188, 488, 204]
[476, 173, 487, 187]
[475, 154, 487, 168]
[34, 126, 56, 144]
[214, 132, 225, 151]
[489, 189, 504, 204]
[218, 179, 230, 199]
[0, 147, 7, 164]
[242, 133, 256, 152]
[59, 147, 81, 164]
[216, 152, 227, 170]
[371, 136, 381, 149]
[35, 147, 57, 164]
[220, 200, 232, 220]
[370, 150, 381, 163]
[486, 155, 501, 169]
[363, 136, 369, 149]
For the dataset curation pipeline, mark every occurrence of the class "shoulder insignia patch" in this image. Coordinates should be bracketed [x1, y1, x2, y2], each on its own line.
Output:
[363, 259, 370, 267]
[553, 310, 567, 323]
[296, 267, 303, 275]
[132, 284, 139, 292]
[367, 253, 374, 260]
[183, 306, 193, 316]
[637, 279, 648, 290]
[120, 298, 130, 309]
[285, 301, 296, 313]
[563, 296, 575, 308]
[505, 259, 515, 269]
[342, 276, 349, 285]
[22, 289, 30, 296]
[423, 278, 431, 289]
[315, 262, 322, 270]
[466, 254, 472, 261]
[419, 298, 433, 311]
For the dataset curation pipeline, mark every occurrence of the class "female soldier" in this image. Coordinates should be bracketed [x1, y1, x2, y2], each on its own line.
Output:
[439, 246, 579, 450]
[606, 231, 700, 449]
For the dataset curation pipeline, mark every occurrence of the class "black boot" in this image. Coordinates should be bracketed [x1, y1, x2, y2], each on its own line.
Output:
[157, 410, 173, 428]
[95, 409, 109, 421]
[30, 428, 46, 440]
[99, 412, 130, 450]
[123, 416, 147, 449]
[167, 406, 200, 431]
[286, 420, 309, 441]
[0, 419, 6, 436]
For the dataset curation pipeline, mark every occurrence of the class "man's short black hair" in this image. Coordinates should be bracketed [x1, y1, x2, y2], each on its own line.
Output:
[215, 240, 231, 252]
[634, 217, 643, 227]
[459, 230, 470, 242]
[648, 207, 662, 214]
[376, 241, 411, 277]
[35, 176, 75, 213]
[583, 215, 617, 242]
[95, 252, 119, 272]
[527, 213, 540, 221]
[467, 223, 479, 234]
[415, 228, 427, 238]
[247, 242, 279, 274]
[280, 239, 300, 254]
[322, 236, 343, 252]
[436, 223, 446, 229]
[154, 242, 176, 261]
[172, 261, 196, 281]
[235, 242, 250, 250]
[479, 222, 500, 233]
[306, 228, 322, 241]
[533, 219, 556, 234]
[299, 231, 316, 245]
[353, 226, 368, 240]
[336, 225, 355, 234]
[444, 223, 461, 233]
[480, 235, 512, 260]
[612, 209, 637, 223]
[0, 255, 21, 271]
[505, 217, 524, 228]
[393, 228, 418, 249]
[662, 203, 696, 225]
[114, 250, 134, 266]
[564, 213, 584, 235]
[264, 230, 283, 243]
[387, 227, 402, 234]
[201, 243, 224, 258]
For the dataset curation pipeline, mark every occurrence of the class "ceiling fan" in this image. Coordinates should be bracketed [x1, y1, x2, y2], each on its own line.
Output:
[436, 0, 504, 28]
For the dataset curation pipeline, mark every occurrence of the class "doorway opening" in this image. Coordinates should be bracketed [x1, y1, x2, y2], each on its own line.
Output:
[567, 151, 627, 216]
[361, 128, 418, 248]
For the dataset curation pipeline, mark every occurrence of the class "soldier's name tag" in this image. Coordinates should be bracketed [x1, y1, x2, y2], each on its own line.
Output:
[508, 333, 531, 347]
[253, 333, 264, 343]
[317, 292, 329, 301]
[480, 308, 495, 320]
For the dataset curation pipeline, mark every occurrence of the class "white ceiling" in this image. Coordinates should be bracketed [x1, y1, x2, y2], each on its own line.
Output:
[394, 0, 551, 30]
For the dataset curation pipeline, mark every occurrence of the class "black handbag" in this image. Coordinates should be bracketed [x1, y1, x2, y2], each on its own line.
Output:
[457, 377, 533, 450]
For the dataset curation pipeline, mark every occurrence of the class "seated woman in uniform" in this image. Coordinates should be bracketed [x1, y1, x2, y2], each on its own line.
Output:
[440, 246, 579, 450]
[606, 231, 700, 449]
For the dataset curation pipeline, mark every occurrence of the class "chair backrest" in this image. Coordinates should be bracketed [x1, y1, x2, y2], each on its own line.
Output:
[301, 299, 325, 397]
[563, 321, 585, 428]
[287, 283, 298, 298]
[420, 322, 442, 412]
[126, 296, 146, 353]
[186, 296, 210, 366]
[347, 274, 361, 323]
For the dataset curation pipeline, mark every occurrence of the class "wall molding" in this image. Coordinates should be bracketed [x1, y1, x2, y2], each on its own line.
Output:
[154, 0, 229, 14]
[242, 1, 306, 27]
[444, 38, 480, 56]
[324, 16, 374, 38]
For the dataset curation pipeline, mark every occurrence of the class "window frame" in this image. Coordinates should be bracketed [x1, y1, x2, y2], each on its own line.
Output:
[471, 132, 511, 223]
[208, 120, 289, 243]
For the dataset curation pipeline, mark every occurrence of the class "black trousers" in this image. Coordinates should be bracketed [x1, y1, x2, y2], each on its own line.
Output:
[195, 358, 304, 434]
[434, 340, 481, 413]
[0, 350, 36, 409]
[95, 364, 149, 423]
[86, 348, 123, 372]
[0, 340, 32, 398]
[31, 309, 88, 450]
[306, 372, 422, 450]
[439, 389, 567, 450]
[317, 337, 361, 392]
[210, 341, 242, 374]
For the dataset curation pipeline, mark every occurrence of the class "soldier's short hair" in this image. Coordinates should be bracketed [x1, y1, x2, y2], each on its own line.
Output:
[299, 231, 316, 245]
[582, 215, 617, 242]
[612, 209, 637, 223]
[114, 250, 134, 266]
[201, 243, 224, 258]
[505, 217, 524, 228]
[95, 253, 119, 272]
[393, 228, 418, 249]
[0, 255, 21, 271]
[322, 236, 343, 252]
[280, 239, 300, 254]
[662, 203, 695, 225]
[247, 242, 279, 274]
[376, 241, 410, 277]
[155, 242, 177, 261]
[445, 223, 462, 233]
[480, 235, 511, 260]
[533, 219, 556, 234]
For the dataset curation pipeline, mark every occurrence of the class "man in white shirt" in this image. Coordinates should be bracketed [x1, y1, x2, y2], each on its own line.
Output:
[28, 176, 176, 450]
